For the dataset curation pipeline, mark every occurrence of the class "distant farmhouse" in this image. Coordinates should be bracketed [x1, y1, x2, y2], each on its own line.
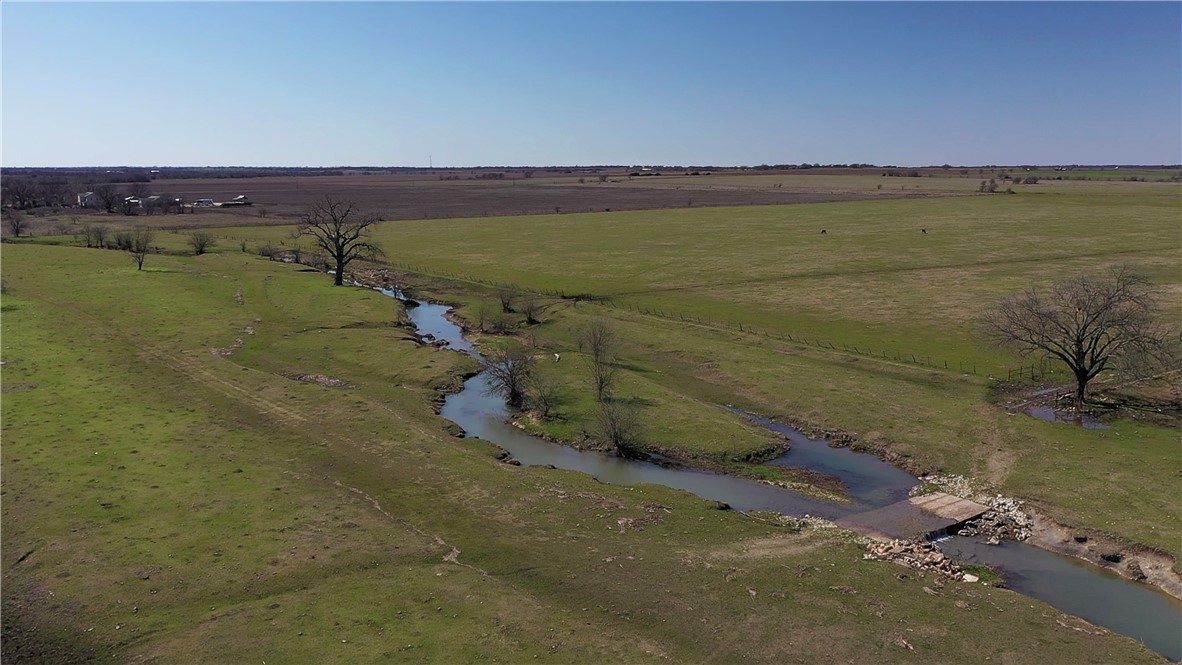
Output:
[74, 191, 249, 213]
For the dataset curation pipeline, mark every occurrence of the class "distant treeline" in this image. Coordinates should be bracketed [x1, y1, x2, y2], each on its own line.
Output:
[4, 164, 1179, 186]
[0, 166, 402, 183]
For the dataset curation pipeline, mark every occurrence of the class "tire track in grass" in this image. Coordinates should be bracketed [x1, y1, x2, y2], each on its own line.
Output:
[37, 294, 309, 426]
[331, 479, 489, 576]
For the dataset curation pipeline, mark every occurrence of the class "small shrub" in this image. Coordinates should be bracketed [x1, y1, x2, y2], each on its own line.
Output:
[598, 401, 643, 458]
[527, 374, 561, 420]
[486, 312, 516, 334]
[188, 231, 217, 255]
[113, 230, 134, 251]
[519, 295, 543, 324]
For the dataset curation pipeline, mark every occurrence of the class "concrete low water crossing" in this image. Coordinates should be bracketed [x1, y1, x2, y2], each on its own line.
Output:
[378, 285, 1182, 660]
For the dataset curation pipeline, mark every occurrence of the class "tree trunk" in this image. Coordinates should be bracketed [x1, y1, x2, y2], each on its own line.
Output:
[333, 256, 344, 286]
[1074, 369, 1089, 407]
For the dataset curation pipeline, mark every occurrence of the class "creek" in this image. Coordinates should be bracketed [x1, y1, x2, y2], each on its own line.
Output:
[380, 285, 1182, 661]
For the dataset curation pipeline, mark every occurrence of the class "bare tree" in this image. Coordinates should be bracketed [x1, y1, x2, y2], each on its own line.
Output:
[93, 184, 120, 213]
[482, 345, 535, 408]
[982, 267, 1174, 405]
[476, 301, 492, 332]
[188, 231, 217, 255]
[84, 223, 109, 249]
[297, 195, 383, 286]
[128, 181, 151, 199]
[129, 228, 154, 270]
[519, 294, 544, 324]
[498, 289, 514, 313]
[5, 210, 28, 237]
[527, 373, 561, 419]
[1, 178, 38, 210]
[38, 180, 72, 209]
[579, 318, 618, 401]
[598, 400, 643, 457]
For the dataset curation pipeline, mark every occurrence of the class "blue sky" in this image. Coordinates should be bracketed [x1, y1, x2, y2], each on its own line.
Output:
[3, 2, 1179, 167]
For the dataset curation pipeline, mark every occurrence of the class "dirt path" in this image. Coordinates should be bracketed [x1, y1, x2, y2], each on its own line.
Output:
[975, 405, 1016, 487]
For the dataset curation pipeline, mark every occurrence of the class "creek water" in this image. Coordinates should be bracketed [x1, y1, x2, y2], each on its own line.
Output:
[382, 285, 1182, 661]
[942, 537, 1182, 660]
[735, 410, 918, 507]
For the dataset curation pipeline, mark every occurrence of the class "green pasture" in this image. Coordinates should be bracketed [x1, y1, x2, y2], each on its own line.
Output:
[134, 179, 1180, 551]
[340, 182, 1177, 376]
[6, 244, 1168, 662]
[1021, 168, 1182, 182]
[633, 172, 982, 193]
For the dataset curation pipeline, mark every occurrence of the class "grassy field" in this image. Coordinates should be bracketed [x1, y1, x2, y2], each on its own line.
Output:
[154, 178, 1182, 554]
[206, 180, 1180, 373]
[6, 243, 1171, 663]
[19, 178, 1176, 543]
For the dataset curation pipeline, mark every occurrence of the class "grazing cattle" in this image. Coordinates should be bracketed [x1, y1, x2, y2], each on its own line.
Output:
[554, 353, 561, 363]
[820, 229, 827, 234]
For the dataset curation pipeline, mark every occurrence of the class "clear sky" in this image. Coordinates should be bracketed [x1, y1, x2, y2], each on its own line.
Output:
[3, 2, 1179, 167]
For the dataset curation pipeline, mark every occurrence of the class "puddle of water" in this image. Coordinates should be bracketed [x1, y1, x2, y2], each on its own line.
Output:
[1025, 406, 1109, 429]
[941, 537, 1182, 661]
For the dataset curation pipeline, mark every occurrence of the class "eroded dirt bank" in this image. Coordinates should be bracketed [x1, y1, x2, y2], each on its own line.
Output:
[1024, 506, 1182, 600]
